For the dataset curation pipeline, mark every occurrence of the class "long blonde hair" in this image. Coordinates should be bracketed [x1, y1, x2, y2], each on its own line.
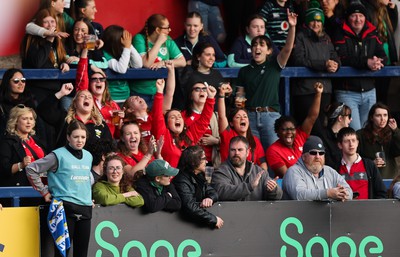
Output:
[65, 90, 103, 126]
[6, 105, 37, 137]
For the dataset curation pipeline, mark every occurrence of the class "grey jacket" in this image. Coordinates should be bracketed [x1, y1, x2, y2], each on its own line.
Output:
[283, 158, 353, 201]
[211, 160, 283, 201]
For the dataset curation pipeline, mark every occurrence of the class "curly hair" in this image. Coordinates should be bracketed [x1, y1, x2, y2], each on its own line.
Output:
[6, 105, 37, 137]
[274, 115, 297, 133]
[100, 154, 132, 193]
[177, 145, 204, 174]
[65, 90, 103, 126]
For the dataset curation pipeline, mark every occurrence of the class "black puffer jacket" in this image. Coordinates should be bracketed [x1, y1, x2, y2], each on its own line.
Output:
[333, 20, 388, 92]
[173, 170, 218, 228]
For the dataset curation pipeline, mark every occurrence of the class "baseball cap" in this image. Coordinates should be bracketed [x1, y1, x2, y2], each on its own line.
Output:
[145, 159, 179, 177]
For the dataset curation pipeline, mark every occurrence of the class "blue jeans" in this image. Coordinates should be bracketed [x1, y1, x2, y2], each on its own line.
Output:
[335, 89, 376, 131]
[248, 111, 280, 151]
[188, 0, 226, 43]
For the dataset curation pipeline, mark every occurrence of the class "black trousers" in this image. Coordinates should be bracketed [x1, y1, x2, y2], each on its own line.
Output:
[54, 202, 92, 257]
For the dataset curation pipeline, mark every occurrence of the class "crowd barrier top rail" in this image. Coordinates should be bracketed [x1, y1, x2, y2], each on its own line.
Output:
[0, 179, 393, 207]
[1, 66, 399, 115]
[1, 66, 400, 80]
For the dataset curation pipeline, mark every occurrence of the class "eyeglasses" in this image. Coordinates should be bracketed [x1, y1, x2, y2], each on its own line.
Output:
[90, 77, 106, 82]
[308, 150, 325, 156]
[342, 114, 352, 119]
[281, 127, 296, 132]
[107, 166, 123, 173]
[159, 26, 171, 30]
[16, 104, 26, 109]
[193, 87, 207, 92]
[12, 78, 26, 84]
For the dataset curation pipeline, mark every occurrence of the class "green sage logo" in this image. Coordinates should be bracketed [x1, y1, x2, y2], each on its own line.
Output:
[280, 217, 383, 257]
[95, 220, 202, 257]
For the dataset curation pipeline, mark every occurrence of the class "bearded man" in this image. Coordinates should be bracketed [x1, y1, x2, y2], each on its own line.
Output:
[211, 136, 282, 201]
[282, 135, 352, 201]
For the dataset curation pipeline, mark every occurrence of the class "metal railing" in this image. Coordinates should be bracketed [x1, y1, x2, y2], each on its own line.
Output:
[1, 66, 400, 115]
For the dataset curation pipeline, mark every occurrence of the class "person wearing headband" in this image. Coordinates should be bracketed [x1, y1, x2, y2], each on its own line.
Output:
[315, 102, 352, 170]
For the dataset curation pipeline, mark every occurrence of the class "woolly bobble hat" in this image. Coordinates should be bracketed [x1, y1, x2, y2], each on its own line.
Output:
[303, 136, 325, 153]
[346, 0, 367, 18]
[305, 0, 325, 25]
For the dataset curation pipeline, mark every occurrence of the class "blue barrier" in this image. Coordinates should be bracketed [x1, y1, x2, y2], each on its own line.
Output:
[1, 66, 400, 115]
[0, 186, 41, 207]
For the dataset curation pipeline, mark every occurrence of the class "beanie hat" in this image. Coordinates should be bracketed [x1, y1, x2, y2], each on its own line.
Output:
[305, 0, 325, 25]
[346, 0, 367, 18]
[303, 136, 325, 153]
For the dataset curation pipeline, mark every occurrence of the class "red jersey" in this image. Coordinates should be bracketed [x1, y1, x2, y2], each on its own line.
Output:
[76, 56, 120, 138]
[220, 127, 265, 166]
[182, 110, 213, 162]
[151, 93, 215, 167]
[136, 114, 153, 144]
[338, 155, 369, 199]
[266, 127, 308, 174]
[117, 151, 154, 167]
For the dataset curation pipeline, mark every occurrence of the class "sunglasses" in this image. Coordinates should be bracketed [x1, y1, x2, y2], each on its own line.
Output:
[193, 87, 207, 92]
[90, 77, 106, 82]
[308, 150, 325, 156]
[12, 78, 26, 84]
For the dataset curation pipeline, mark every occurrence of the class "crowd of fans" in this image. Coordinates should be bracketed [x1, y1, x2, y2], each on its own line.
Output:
[1, 0, 400, 255]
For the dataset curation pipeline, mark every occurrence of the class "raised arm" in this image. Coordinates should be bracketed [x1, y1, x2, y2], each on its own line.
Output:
[107, 31, 132, 73]
[300, 82, 323, 135]
[163, 61, 176, 112]
[75, 48, 89, 92]
[277, 9, 297, 67]
[217, 84, 233, 133]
